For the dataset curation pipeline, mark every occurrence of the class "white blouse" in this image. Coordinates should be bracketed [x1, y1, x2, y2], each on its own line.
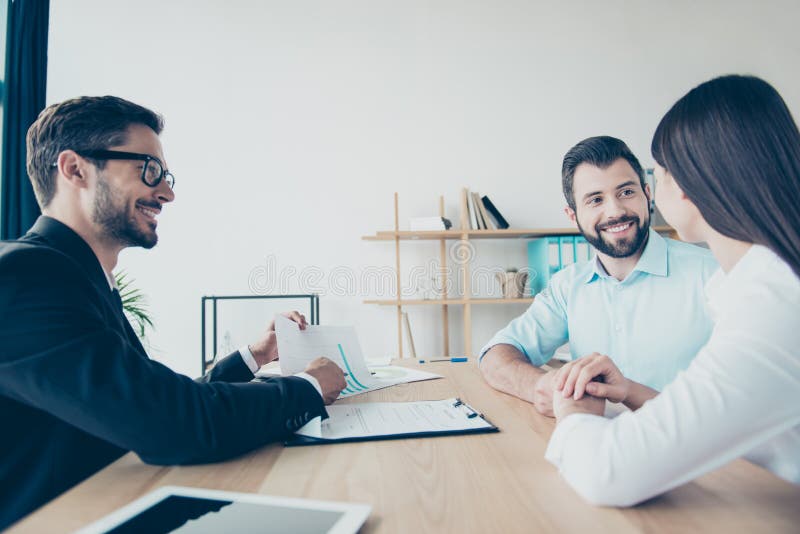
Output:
[545, 245, 800, 506]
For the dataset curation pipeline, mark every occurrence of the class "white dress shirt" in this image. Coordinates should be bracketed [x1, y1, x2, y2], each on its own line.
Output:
[545, 245, 800, 506]
[238, 345, 322, 397]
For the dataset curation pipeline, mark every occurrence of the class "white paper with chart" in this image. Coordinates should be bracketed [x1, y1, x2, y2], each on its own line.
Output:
[274, 315, 440, 398]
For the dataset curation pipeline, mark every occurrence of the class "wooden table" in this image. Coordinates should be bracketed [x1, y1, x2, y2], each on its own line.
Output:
[9, 360, 800, 533]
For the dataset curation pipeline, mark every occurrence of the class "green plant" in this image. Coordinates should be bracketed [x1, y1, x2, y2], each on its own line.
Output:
[114, 270, 154, 339]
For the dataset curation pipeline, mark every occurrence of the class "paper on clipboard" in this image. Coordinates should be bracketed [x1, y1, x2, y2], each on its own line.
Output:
[292, 398, 496, 442]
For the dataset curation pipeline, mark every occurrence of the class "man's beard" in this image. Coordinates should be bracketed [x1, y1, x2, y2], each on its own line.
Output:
[92, 178, 158, 249]
[578, 213, 650, 258]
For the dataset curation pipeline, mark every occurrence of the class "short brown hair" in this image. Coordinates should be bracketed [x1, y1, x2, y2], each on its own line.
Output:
[26, 96, 163, 208]
[561, 136, 645, 210]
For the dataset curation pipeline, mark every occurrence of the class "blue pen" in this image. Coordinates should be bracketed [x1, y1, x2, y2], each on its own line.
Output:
[418, 357, 468, 363]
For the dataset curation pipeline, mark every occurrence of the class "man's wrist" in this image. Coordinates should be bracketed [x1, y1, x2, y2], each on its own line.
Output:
[247, 332, 279, 368]
[554, 395, 604, 422]
[238, 345, 259, 373]
[557, 403, 596, 420]
[295, 372, 323, 399]
[522, 362, 547, 403]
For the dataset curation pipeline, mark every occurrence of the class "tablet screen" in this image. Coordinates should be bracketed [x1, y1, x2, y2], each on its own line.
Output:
[102, 495, 346, 534]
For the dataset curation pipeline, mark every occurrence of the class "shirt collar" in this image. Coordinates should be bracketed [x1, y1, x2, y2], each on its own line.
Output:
[105, 270, 118, 291]
[585, 256, 609, 283]
[584, 228, 668, 284]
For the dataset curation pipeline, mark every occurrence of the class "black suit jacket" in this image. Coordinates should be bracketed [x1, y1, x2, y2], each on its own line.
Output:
[0, 216, 326, 530]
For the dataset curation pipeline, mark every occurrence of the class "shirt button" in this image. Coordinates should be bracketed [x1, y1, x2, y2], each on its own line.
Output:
[615, 325, 622, 332]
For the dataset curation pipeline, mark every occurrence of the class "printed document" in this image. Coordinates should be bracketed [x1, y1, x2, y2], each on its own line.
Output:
[273, 315, 440, 398]
[295, 398, 494, 440]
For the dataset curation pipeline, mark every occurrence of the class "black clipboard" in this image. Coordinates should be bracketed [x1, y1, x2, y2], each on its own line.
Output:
[285, 398, 499, 447]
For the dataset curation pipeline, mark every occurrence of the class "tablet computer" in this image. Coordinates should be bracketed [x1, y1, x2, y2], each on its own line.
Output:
[75, 486, 371, 534]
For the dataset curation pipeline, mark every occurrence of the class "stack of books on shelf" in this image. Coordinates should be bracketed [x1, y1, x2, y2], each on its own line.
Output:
[461, 188, 510, 230]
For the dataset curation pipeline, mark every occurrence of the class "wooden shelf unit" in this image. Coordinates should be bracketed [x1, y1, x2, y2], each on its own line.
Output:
[363, 226, 676, 241]
[363, 193, 674, 358]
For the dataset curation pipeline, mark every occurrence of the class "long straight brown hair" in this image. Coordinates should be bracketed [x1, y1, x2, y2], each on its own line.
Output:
[651, 75, 800, 278]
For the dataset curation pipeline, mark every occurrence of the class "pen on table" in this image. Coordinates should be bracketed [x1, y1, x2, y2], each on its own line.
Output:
[418, 357, 468, 364]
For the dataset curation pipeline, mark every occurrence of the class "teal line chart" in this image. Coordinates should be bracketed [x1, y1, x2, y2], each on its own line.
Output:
[338, 343, 370, 395]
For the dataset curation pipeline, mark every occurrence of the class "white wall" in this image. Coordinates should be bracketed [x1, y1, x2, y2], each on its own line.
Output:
[47, 0, 800, 376]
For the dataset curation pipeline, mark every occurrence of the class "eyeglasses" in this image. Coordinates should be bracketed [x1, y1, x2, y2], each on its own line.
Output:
[70, 149, 176, 189]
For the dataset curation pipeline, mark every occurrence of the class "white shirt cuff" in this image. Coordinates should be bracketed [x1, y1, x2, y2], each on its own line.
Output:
[294, 372, 323, 398]
[239, 345, 322, 400]
[238, 345, 260, 374]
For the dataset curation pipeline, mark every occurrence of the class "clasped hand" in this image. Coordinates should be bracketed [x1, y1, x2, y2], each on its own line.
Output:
[553, 352, 631, 403]
[548, 353, 631, 420]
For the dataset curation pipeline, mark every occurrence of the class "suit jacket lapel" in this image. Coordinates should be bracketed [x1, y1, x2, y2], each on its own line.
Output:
[25, 216, 150, 359]
[111, 289, 149, 356]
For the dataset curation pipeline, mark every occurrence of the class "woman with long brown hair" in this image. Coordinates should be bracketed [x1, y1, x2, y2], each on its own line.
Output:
[545, 74, 800, 505]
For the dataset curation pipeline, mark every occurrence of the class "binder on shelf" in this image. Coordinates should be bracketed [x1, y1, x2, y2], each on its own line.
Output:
[549, 239, 561, 270]
[559, 236, 575, 265]
[575, 237, 591, 262]
[285, 397, 498, 446]
[481, 196, 510, 229]
[527, 235, 594, 294]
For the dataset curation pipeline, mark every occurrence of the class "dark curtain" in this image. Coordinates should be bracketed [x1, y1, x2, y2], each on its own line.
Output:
[1, 0, 48, 240]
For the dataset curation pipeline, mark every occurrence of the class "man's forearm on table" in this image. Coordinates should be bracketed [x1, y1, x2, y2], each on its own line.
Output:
[480, 344, 544, 402]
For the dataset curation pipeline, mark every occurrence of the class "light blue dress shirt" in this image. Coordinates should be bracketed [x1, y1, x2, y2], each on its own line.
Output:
[481, 229, 718, 391]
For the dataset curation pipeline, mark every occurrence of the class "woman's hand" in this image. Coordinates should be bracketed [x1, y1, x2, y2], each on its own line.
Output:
[553, 353, 631, 403]
[552, 389, 605, 421]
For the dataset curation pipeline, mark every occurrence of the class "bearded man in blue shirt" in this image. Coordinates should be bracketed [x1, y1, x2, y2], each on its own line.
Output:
[479, 136, 717, 416]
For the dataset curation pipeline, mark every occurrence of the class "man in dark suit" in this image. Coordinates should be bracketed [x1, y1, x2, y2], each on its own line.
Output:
[0, 96, 346, 530]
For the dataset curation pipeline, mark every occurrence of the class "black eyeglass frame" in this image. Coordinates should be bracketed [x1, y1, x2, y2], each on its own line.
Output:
[67, 149, 175, 189]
